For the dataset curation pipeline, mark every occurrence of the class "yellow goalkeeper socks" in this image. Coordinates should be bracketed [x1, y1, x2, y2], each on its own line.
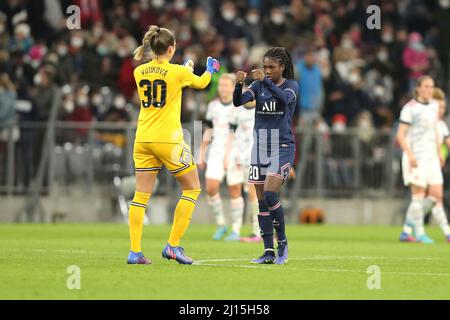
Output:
[129, 191, 151, 252]
[168, 189, 201, 247]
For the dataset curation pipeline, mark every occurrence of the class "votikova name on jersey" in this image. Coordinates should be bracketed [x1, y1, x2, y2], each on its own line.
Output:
[140, 66, 169, 77]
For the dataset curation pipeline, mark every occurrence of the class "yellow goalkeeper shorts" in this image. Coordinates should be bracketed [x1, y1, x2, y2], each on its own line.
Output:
[133, 142, 196, 177]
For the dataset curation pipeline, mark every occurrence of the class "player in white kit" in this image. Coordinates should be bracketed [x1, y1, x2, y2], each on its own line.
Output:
[199, 74, 244, 241]
[231, 100, 262, 243]
[397, 76, 444, 243]
[418, 88, 450, 243]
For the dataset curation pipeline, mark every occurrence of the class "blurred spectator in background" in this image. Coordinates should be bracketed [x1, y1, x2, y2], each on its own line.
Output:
[243, 7, 262, 46]
[364, 47, 394, 127]
[15, 86, 38, 190]
[0, 73, 17, 130]
[0, 72, 17, 186]
[9, 23, 32, 54]
[296, 49, 323, 127]
[0, 0, 446, 132]
[403, 32, 429, 91]
[325, 114, 353, 190]
[214, 1, 246, 44]
[71, 86, 92, 120]
[435, 0, 450, 91]
[0, 0, 448, 197]
[74, 0, 102, 28]
[0, 12, 9, 50]
[32, 65, 57, 121]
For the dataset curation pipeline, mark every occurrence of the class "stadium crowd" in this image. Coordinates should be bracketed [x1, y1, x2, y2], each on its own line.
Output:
[1, 0, 450, 191]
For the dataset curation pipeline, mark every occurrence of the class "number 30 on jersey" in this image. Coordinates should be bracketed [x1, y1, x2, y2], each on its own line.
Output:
[139, 79, 167, 108]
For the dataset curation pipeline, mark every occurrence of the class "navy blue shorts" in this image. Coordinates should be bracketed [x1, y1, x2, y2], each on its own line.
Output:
[248, 145, 295, 185]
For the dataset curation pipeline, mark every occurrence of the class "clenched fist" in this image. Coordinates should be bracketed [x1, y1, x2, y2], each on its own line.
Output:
[236, 71, 247, 84]
[251, 69, 265, 81]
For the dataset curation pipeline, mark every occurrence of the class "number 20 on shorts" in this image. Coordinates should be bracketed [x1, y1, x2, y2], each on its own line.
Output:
[249, 165, 259, 180]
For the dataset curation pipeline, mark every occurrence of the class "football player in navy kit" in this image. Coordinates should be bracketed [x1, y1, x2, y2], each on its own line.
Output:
[233, 47, 298, 264]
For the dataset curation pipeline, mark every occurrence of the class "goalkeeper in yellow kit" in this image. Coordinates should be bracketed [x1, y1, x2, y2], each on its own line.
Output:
[127, 25, 220, 265]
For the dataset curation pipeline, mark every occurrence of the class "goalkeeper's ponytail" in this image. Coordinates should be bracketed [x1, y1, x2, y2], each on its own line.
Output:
[134, 25, 176, 62]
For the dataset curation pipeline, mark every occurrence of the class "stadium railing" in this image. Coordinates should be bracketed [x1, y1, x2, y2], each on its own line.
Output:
[0, 121, 410, 199]
[289, 127, 402, 198]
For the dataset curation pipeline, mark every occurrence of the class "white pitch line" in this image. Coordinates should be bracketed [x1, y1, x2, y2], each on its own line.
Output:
[8, 248, 117, 255]
[194, 256, 450, 276]
[195, 255, 436, 264]
[305, 268, 450, 278]
[193, 262, 450, 277]
[195, 258, 250, 263]
[382, 271, 450, 277]
[193, 262, 295, 270]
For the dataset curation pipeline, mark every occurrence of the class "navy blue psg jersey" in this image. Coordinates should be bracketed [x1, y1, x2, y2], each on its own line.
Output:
[245, 78, 298, 149]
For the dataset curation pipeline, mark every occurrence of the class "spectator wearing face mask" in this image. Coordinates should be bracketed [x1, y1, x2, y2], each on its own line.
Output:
[403, 32, 429, 91]
[67, 86, 94, 142]
[67, 31, 91, 82]
[102, 94, 130, 123]
[262, 7, 290, 46]
[365, 46, 394, 103]
[52, 39, 73, 85]
[117, 47, 136, 99]
[243, 8, 262, 46]
[9, 23, 33, 54]
[214, 1, 246, 42]
[114, 29, 137, 98]
[32, 65, 58, 121]
[191, 7, 211, 37]
[97, 94, 131, 148]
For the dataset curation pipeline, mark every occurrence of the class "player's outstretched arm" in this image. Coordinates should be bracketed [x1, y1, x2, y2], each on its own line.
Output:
[233, 71, 254, 107]
[180, 57, 220, 89]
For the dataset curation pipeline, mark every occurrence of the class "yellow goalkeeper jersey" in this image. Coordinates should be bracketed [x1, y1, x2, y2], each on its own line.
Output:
[133, 58, 211, 143]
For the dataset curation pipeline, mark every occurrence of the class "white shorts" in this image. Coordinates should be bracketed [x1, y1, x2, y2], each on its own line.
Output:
[240, 164, 252, 192]
[402, 154, 443, 188]
[205, 154, 244, 186]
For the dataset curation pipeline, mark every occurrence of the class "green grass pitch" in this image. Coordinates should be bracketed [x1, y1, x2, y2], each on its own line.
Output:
[0, 224, 449, 300]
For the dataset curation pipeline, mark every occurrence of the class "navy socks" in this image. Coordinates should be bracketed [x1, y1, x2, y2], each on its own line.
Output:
[258, 200, 275, 254]
[264, 191, 287, 243]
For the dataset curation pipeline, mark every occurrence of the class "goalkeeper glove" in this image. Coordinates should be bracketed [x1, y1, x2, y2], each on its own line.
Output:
[206, 56, 220, 74]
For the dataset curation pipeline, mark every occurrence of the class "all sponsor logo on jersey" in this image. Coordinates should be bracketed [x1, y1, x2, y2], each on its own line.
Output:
[259, 101, 284, 115]
[262, 101, 276, 112]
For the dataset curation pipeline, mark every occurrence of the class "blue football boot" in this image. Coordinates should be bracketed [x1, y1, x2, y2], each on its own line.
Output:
[212, 226, 228, 241]
[399, 232, 416, 243]
[162, 244, 194, 265]
[275, 242, 288, 265]
[225, 231, 240, 241]
[127, 251, 152, 265]
[416, 234, 435, 244]
[251, 250, 276, 264]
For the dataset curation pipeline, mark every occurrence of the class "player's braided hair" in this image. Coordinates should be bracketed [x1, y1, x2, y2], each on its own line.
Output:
[134, 25, 175, 62]
[263, 47, 294, 79]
